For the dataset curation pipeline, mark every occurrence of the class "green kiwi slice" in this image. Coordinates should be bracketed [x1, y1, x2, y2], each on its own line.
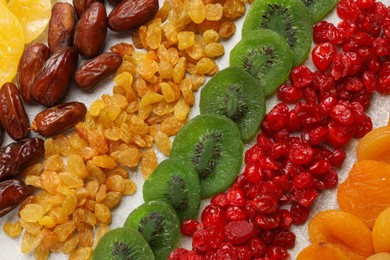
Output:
[93, 227, 155, 260]
[242, 0, 312, 66]
[123, 201, 180, 260]
[199, 67, 266, 142]
[230, 29, 293, 96]
[143, 158, 201, 222]
[170, 114, 243, 198]
[300, 0, 338, 23]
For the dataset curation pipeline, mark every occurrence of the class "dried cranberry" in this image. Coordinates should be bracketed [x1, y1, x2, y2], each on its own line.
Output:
[201, 205, 226, 229]
[291, 187, 318, 207]
[309, 159, 331, 175]
[292, 172, 314, 189]
[192, 226, 225, 253]
[255, 213, 280, 229]
[245, 144, 263, 164]
[329, 148, 346, 167]
[169, 248, 191, 260]
[224, 220, 255, 245]
[248, 237, 267, 258]
[288, 143, 314, 165]
[373, 38, 389, 56]
[244, 164, 264, 184]
[309, 126, 329, 145]
[277, 84, 303, 103]
[312, 42, 337, 71]
[266, 245, 290, 260]
[251, 196, 278, 215]
[211, 193, 228, 208]
[291, 65, 316, 89]
[356, 0, 375, 9]
[362, 70, 378, 92]
[337, 0, 360, 21]
[378, 74, 390, 93]
[236, 246, 252, 260]
[290, 201, 310, 225]
[330, 103, 354, 126]
[313, 21, 341, 44]
[227, 187, 246, 207]
[326, 121, 356, 147]
[181, 219, 202, 236]
[279, 209, 293, 229]
[225, 206, 247, 222]
[273, 230, 296, 249]
[331, 52, 350, 80]
[215, 242, 238, 259]
[354, 114, 373, 138]
[264, 103, 289, 131]
[319, 95, 337, 117]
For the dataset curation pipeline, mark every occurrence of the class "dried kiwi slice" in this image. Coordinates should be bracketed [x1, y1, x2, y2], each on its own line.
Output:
[242, 0, 312, 66]
[123, 201, 180, 260]
[199, 67, 266, 142]
[143, 158, 201, 222]
[170, 114, 243, 198]
[230, 29, 293, 96]
[92, 227, 155, 260]
[300, 0, 338, 23]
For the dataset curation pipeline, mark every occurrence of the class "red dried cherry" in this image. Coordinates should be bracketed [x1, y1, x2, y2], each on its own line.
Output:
[224, 220, 255, 245]
[312, 42, 337, 71]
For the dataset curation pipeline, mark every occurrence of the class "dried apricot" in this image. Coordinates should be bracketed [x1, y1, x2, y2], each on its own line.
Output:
[297, 242, 364, 260]
[356, 126, 390, 163]
[372, 207, 390, 253]
[367, 253, 390, 260]
[308, 210, 374, 258]
[337, 160, 390, 228]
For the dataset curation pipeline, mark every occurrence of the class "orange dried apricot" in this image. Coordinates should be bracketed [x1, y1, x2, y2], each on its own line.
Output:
[367, 253, 390, 260]
[372, 207, 390, 253]
[356, 126, 390, 163]
[337, 160, 390, 228]
[297, 242, 364, 260]
[308, 210, 374, 258]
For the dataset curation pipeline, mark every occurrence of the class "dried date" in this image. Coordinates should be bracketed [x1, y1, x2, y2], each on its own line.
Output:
[17, 42, 50, 103]
[31, 102, 87, 137]
[108, 0, 159, 32]
[48, 2, 77, 54]
[73, 0, 103, 18]
[74, 52, 122, 90]
[74, 2, 107, 58]
[0, 138, 44, 182]
[0, 83, 30, 140]
[31, 46, 78, 107]
[0, 179, 33, 217]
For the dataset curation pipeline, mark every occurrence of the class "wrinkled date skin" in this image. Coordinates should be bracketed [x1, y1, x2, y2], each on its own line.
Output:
[0, 83, 30, 140]
[73, 0, 103, 18]
[0, 138, 44, 182]
[31, 102, 87, 137]
[106, 0, 122, 5]
[0, 125, 3, 147]
[108, 0, 159, 32]
[74, 52, 122, 90]
[48, 2, 77, 54]
[17, 42, 50, 103]
[32, 46, 78, 107]
[0, 179, 33, 217]
[74, 2, 107, 58]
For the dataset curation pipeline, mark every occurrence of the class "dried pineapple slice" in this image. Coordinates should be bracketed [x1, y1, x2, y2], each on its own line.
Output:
[0, 1, 25, 86]
[8, 0, 51, 43]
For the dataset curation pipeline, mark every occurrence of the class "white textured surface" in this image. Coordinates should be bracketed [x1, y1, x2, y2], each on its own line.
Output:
[0, 0, 390, 259]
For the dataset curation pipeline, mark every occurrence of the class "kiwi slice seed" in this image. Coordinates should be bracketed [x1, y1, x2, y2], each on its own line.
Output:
[242, 0, 312, 66]
[123, 201, 180, 260]
[92, 227, 155, 260]
[143, 158, 201, 222]
[300, 0, 338, 23]
[199, 67, 266, 142]
[230, 29, 294, 97]
[170, 114, 243, 198]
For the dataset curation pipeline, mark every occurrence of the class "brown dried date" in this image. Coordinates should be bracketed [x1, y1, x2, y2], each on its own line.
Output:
[73, 0, 103, 18]
[74, 2, 107, 58]
[0, 138, 44, 182]
[106, 0, 123, 5]
[108, 0, 159, 32]
[74, 52, 122, 90]
[17, 42, 50, 103]
[48, 2, 77, 54]
[0, 83, 30, 140]
[31, 46, 78, 107]
[0, 179, 33, 217]
[31, 102, 87, 137]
